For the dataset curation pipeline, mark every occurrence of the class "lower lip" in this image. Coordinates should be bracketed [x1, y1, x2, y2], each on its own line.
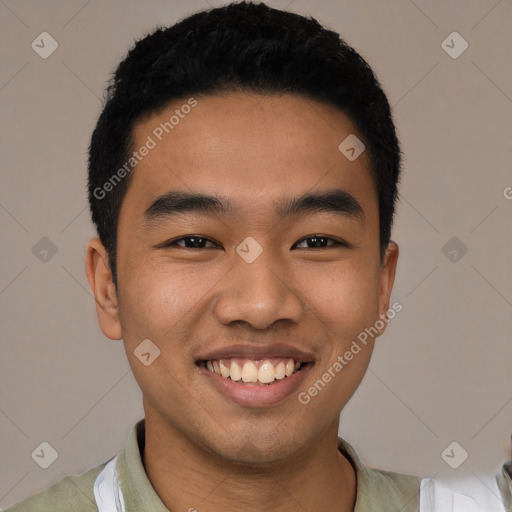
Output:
[198, 363, 313, 407]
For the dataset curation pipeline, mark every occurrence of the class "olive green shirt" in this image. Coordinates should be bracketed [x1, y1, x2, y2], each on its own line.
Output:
[4, 419, 509, 511]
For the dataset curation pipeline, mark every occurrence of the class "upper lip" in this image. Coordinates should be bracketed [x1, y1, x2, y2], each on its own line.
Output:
[196, 343, 315, 363]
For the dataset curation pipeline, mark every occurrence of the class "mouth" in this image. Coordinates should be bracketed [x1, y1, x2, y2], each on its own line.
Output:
[198, 357, 309, 386]
[195, 348, 315, 407]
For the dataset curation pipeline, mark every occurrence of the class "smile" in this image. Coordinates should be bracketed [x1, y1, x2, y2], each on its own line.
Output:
[202, 357, 305, 385]
[197, 358, 313, 407]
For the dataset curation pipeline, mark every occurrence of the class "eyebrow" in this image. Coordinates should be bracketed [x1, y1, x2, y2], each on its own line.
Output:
[143, 188, 365, 225]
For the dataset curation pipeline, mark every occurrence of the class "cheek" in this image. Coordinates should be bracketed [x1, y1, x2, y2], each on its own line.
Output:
[116, 265, 203, 407]
[118, 259, 195, 334]
[297, 264, 379, 414]
[117, 258, 231, 360]
[300, 260, 381, 341]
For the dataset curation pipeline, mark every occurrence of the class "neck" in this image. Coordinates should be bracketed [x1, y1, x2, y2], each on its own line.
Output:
[142, 415, 357, 512]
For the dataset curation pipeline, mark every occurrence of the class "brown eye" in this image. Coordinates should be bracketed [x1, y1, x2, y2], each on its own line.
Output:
[167, 236, 218, 249]
[293, 236, 346, 249]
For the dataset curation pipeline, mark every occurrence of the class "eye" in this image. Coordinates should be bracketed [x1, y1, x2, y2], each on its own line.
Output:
[293, 235, 347, 249]
[161, 235, 348, 250]
[165, 236, 219, 249]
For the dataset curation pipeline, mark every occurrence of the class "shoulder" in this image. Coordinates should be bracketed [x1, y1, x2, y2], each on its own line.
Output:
[4, 461, 107, 512]
[365, 464, 421, 493]
[337, 437, 421, 511]
[360, 465, 421, 512]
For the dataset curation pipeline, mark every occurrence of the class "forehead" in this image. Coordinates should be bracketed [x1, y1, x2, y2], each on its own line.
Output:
[123, 92, 377, 221]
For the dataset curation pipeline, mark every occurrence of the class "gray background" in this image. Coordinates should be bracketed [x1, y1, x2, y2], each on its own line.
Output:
[1, 0, 511, 508]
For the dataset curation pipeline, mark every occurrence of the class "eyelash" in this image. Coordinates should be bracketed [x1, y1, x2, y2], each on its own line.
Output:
[163, 235, 348, 250]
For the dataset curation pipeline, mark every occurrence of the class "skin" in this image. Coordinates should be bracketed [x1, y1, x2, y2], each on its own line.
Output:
[86, 92, 399, 511]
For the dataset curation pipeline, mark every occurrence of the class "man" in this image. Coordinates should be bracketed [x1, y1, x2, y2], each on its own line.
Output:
[6, 2, 511, 511]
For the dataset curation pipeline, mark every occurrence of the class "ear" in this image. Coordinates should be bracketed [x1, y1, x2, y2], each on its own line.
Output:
[85, 238, 122, 340]
[377, 240, 399, 331]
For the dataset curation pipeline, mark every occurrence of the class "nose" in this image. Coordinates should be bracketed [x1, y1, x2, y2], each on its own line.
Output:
[214, 249, 304, 330]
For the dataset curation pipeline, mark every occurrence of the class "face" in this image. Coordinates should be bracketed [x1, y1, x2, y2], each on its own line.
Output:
[86, 92, 398, 465]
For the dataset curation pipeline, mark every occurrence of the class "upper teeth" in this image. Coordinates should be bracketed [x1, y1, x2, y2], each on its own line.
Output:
[205, 358, 302, 385]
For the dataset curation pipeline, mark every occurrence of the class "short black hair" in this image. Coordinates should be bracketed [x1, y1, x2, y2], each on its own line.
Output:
[88, 1, 402, 290]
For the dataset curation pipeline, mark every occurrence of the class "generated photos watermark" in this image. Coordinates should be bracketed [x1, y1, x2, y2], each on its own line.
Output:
[93, 97, 198, 200]
[298, 301, 403, 405]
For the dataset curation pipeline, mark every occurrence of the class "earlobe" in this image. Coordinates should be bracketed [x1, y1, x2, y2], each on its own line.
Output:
[85, 238, 122, 340]
[378, 240, 399, 323]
